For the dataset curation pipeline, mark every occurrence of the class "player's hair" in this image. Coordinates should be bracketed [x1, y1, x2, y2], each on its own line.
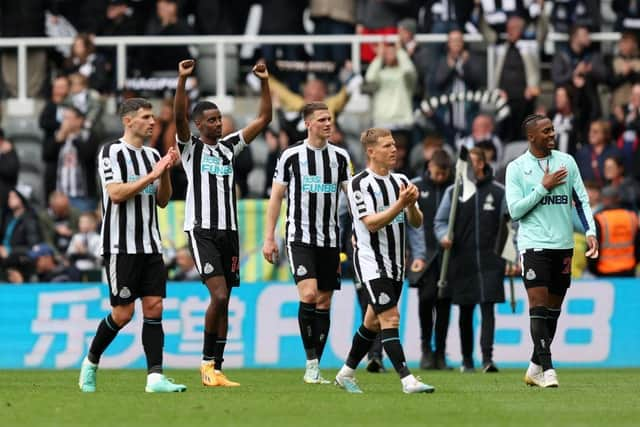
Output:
[469, 146, 487, 163]
[430, 149, 451, 170]
[360, 128, 391, 149]
[191, 101, 219, 121]
[522, 114, 547, 137]
[302, 102, 329, 120]
[118, 97, 153, 118]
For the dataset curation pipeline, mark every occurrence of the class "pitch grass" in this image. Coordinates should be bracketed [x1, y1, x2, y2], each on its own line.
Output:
[1, 369, 639, 427]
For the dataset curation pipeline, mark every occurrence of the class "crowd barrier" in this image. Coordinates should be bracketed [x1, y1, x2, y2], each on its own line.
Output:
[1, 278, 638, 369]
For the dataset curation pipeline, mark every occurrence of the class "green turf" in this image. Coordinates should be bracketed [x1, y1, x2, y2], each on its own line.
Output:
[1, 368, 639, 427]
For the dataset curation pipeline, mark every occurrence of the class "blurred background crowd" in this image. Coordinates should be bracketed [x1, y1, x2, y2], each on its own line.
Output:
[0, 0, 639, 283]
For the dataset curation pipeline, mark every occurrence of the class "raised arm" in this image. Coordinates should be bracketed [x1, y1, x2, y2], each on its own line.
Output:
[241, 63, 272, 143]
[174, 59, 194, 142]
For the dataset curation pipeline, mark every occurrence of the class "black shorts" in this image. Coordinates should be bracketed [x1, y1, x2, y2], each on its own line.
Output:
[287, 242, 341, 291]
[187, 228, 240, 287]
[363, 278, 403, 314]
[104, 253, 166, 307]
[520, 248, 573, 296]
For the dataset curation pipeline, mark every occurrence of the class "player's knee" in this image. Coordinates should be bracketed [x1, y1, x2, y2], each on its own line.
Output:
[112, 307, 134, 326]
[142, 299, 163, 318]
[299, 290, 318, 303]
[212, 291, 229, 309]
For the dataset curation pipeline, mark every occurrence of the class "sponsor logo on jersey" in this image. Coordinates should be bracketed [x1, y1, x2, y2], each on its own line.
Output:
[540, 194, 569, 205]
[201, 154, 232, 175]
[127, 175, 156, 195]
[302, 175, 337, 193]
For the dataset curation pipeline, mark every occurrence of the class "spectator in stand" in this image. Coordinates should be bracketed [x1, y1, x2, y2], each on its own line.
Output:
[456, 114, 504, 170]
[97, 0, 141, 78]
[0, 1, 53, 97]
[397, 18, 431, 101]
[494, 15, 540, 142]
[263, 127, 290, 197]
[419, 0, 476, 35]
[269, 73, 360, 142]
[1, 251, 33, 283]
[53, 107, 99, 212]
[551, 0, 601, 34]
[613, 0, 640, 36]
[479, 0, 543, 43]
[355, 0, 416, 63]
[603, 155, 640, 212]
[0, 188, 43, 264]
[365, 41, 417, 148]
[0, 129, 20, 231]
[549, 86, 579, 155]
[259, 0, 308, 92]
[611, 33, 640, 109]
[432, 29, 484, 141]
[172, 247, 200, 281]
[40, 75, 71, 201]
[142, 0, 192, 76]
[218, 115, 254, 199]
[575, 120, 621, 186]
[55, 0, 108, 34]
[551, 25, 607, 140]
[310, 0, 356, 86]
[588, 186, 639, 277]
[28, 243, 81, 283]
[188, 0, 252, 35]
[612, 83, 640, 172]
[64, 73, 104, 137]
[66, 211, 102, 272]
[62, 33, 112, 94]
[149, 98, 187, 200]
[39, 191, 80, 255]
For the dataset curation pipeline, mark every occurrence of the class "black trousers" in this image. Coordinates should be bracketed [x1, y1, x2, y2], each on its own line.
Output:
[458, 302, 496, 363]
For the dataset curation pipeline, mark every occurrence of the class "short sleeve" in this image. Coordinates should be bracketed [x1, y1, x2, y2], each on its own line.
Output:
[220, 130, 247, 156]
[348, 179, 375, 219]
[98, 144, 122, 185]
[273, 151, 291, 185]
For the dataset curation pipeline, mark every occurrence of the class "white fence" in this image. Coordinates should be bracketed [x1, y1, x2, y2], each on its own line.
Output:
[0, 32, 621, 102]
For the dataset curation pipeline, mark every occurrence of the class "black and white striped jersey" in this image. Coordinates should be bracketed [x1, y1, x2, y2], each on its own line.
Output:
[348, 169, 412, 283]
[273, 140, 352, 248]
[98, 140, 163, 255]
[177, 131, 246, 231]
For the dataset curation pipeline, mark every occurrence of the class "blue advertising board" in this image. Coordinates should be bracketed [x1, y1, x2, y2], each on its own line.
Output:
[0, 279, 638, 369]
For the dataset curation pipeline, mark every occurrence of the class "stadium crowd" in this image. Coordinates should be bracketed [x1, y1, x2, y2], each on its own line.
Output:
[1, 0, 639, 285]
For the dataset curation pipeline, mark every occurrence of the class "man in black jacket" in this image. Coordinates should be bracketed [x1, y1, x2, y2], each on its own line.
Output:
[434, 147, 506, 373]
[408, 149, 454, 370]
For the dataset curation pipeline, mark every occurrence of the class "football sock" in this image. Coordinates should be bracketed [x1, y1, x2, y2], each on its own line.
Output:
[529, 307, 553, 371]
[298, 302, 317, 360]
[315, 308, 330, 361]
[202, 331, 216, 361]
[381, 328, 411, 378]
[214, 337, 227, 370]
[88, 314, 122, 364]
[143, 317, 164, 374]
[346, 325, 377, 369]
[547, 307, 561, 342]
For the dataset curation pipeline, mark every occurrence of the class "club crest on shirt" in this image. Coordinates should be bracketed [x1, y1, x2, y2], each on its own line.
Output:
[483, 194, 495, 211]
[420, 191, 429, 199]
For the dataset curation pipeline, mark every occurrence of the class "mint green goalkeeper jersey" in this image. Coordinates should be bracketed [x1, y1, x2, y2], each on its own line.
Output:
[505, 149, 596, 251]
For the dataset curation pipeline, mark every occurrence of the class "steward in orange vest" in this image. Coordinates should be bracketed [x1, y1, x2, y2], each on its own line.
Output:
[589, 186, 640, 277]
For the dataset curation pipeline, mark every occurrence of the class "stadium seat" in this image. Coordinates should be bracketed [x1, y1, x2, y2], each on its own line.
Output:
[249, 138, 268, 167]
[17, 170, 44, 207]
[246, 169, 266, 198]
[197, 44, 239, 95]
[3, 117, 43, 141]
[12, 139, 44, 171]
